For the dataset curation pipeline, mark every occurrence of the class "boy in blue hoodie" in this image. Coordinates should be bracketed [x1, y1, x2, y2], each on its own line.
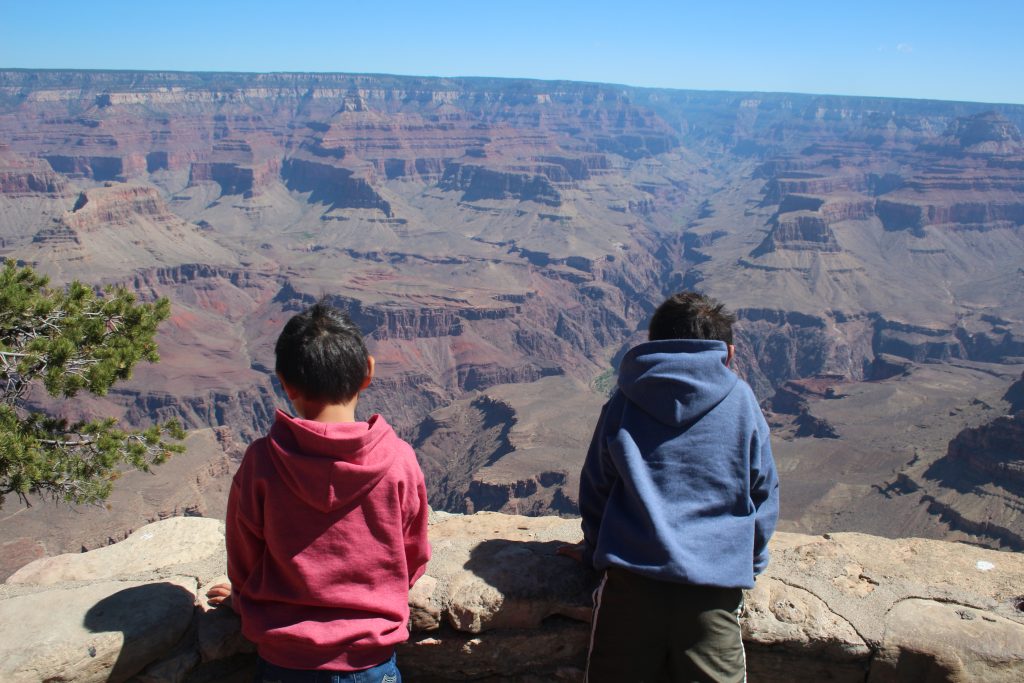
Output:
[576, 291, 779, 682]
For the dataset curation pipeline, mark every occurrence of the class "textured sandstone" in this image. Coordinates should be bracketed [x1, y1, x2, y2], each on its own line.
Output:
[869, 599, 1024, 682]
[0, 577, 197, 683]
[417, 511, 592, 633]
[7, 517, 224, 586]
[743, 577, 868, 657]
[402, 620, 590, 682]
[3, 515, 1022, 682]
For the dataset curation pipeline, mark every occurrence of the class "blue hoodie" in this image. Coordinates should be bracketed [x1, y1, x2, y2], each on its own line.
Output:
[579, 339, 779, 589]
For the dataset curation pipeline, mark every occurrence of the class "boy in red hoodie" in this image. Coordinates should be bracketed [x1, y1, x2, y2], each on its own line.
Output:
[208, 301, 431, 682]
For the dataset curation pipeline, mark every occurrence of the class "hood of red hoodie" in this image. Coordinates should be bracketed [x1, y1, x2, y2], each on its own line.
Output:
[266, 409, 397, 513]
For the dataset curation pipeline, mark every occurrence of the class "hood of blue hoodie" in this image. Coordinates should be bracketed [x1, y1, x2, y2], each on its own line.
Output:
[617, 339, 738, 427]
[265, 409, 396, 513]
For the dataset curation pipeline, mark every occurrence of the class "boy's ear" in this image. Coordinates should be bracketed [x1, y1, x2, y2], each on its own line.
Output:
[360, 355, 376, 390]
[276, 372, 301, 400]
[726, 345, 735, 368]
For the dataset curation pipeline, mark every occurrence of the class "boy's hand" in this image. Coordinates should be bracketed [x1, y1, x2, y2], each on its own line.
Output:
[206, 582, 234, 611]
[556, 541, 585, 563]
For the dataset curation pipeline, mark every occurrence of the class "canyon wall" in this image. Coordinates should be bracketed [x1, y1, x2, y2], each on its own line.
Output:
[1, 69, 1023, 555]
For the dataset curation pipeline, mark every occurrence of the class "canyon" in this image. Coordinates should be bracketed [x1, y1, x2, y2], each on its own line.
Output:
[0, 70, 1022, 573]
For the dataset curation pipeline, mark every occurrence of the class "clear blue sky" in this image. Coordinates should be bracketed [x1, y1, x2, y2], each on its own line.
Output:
[2, 0, 1021, 105]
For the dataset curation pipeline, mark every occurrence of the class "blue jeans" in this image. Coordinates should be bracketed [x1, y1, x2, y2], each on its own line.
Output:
[254, 652, 400, 683]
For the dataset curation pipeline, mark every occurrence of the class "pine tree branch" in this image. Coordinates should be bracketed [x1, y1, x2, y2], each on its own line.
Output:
[0, 262, 177, 508]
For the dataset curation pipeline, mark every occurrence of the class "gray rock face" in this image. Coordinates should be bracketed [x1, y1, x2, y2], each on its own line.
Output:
[404, 619, 590, 682]
[743, 577, 870, 682]
[0, 517, 240, 683]
[869, 599, 1024, 683]
[0, 578, 196, 683]
[401, 511, 593, 679]
[416, 511, 593, 634]
[745, 531, 1024, 681]
[764, 530, 1024, 644]
[2, 514, 1023, 682]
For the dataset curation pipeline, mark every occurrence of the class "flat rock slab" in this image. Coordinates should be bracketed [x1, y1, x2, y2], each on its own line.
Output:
[869, 598, 1024, 682]
[765, 531, 1024, 644]
[7, 517, 224, 585]
[1, 514, 1021, 683]
[743, 577, 871, 683]
[744, 576, 869, 658]
[0, 577, 197, 683]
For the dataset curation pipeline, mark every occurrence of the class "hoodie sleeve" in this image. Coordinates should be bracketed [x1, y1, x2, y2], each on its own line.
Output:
[402, 464, 432, 588]
[578, 400, 617, 567]
[225, 446, 266, 597]
[750, 420, 780, 575]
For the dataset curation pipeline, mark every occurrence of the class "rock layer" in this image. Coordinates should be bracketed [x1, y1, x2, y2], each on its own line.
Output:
[1, 70, 1024, 563]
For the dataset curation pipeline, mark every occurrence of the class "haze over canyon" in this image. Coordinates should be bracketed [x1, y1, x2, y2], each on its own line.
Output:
[0, 70, 1021, 576]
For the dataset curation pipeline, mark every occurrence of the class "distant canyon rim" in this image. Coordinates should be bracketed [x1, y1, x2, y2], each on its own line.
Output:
[0, 70, 1021, 577]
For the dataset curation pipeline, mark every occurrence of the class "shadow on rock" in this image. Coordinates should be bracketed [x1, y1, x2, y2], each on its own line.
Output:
[462, 538, 596, 629]
[84, 582, 196, 682]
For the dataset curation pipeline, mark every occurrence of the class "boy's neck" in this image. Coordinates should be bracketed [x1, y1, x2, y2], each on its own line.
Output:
[293, 397, 360, 424]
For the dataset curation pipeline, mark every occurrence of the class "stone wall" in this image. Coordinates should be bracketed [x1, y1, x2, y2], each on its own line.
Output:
[2, 513, 1022, 682]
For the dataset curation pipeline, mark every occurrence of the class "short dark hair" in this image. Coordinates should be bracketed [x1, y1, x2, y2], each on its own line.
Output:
[648, 291, 735, 344]
[275, 300, 369, 402]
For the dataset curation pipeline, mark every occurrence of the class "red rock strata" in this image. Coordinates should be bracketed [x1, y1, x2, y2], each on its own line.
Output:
[0, 71, 1022, 556]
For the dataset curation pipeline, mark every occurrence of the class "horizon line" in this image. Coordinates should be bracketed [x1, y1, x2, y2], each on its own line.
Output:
[2, 67, 1022, 109]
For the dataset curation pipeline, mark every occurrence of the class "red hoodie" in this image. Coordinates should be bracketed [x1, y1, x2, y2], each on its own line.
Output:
[226, 409, 431, 670]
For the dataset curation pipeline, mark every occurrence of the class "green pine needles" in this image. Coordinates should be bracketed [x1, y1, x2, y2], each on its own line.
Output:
[0, 261, 184, 507]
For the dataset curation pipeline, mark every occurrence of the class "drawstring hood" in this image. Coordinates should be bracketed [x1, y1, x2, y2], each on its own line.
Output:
[618, 340, 737, 427]
[267, 409, 396, 512]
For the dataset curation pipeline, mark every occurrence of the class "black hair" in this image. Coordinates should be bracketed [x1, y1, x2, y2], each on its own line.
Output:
[648, 291, 735, 344]
[274, 300, 369, 402]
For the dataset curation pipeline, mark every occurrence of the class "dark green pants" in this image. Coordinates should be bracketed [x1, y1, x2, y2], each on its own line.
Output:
[586, 567, 746, 683]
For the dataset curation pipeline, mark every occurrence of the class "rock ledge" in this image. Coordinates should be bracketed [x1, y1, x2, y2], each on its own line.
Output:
[2, 514, 1022, 682]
